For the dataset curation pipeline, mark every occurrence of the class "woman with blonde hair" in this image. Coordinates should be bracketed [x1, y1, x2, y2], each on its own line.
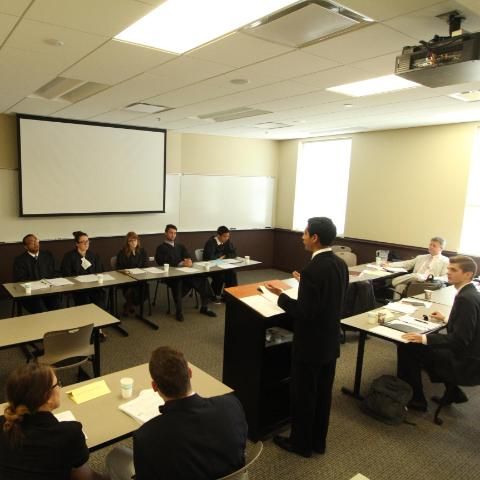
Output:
[116, 231, 148, 316]
[0, 363, 107, 479]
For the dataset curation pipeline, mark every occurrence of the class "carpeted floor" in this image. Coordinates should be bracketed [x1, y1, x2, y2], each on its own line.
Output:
[1, 268, 479, 480]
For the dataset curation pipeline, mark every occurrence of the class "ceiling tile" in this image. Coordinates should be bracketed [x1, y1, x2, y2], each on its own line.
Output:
[7, 97, 70, 116]
[0, 0, 31, 16]
[0, 12, 18, 44]
[63, 40, 175, 84]
[351, 52, 399, 76]
[188, 32, 293, 68]
[293, 65, 373, 88]
[89, 109, 150, 123]
[25, 0, 154, 37]
[303, 23, 417, 64]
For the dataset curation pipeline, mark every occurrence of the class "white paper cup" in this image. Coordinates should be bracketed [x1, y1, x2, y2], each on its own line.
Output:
[375, 256, 382, 266]
[97, 273, 104, 284]
[367, 312, 377, 325]
[245, 256, 250, 264]
[120, 377, 134, 399]
[24, 283, 32, 295]
[204, 263, 211, 271]
[424, 289, 433, 300]
[163, 263, 170, 273]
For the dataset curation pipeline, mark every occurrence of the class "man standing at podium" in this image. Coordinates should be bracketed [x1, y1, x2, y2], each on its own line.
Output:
[266, 217, 349, 458]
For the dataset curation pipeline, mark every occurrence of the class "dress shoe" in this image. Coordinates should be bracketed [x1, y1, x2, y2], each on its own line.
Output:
[273, 435, 312, 458]
[210, 295, 222, 305]
[432, 386, 468, 405]
[200, 306, 217, 317]
[175, 312, 184, 322]
[407, 399, 428, 412]
[99, 330, 107, 342]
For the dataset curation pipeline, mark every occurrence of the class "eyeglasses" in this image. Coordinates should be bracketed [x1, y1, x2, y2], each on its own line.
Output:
[77, 240, 89, 244]
[51, 380, 62, 389]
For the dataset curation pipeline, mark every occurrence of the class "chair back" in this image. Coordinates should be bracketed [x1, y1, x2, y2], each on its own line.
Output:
[37, 323, 94, 369]
[218, 441, 263, 480]
[335, 251, 357, 267]
[110, 256, 117, 269]
[195, 248, 204, 261]
[331, 245, 352, 253]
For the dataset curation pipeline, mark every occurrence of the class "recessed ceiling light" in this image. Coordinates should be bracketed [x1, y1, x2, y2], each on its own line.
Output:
[327, 74, 421, 97]
[448, 90, 480, 102]
[229, 78, 250, 85]
[344, 103, 353, 108]
[124, 103, 172, 113]
[114, 0, 299, 54]
[44, 38, 64, 47]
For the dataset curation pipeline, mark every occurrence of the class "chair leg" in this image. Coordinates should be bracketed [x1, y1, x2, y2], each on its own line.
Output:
[166, 286, 171, 314]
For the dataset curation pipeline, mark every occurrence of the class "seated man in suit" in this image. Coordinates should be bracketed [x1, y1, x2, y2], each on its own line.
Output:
[155, 224, 216, 321]
[203, 226, 238, 299]
[107, 346, 248, 480]
[388, 236, 449, 297]
[13, 234, 61, 313]
[397, 255, 480, 411]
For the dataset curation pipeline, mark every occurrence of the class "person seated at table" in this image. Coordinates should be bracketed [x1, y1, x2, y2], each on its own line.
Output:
[116, 231, 148, 316]
[13, 234, 61, 314]
[61, 231, 106, 310]
[0, 363, 106, 480]
[387, 236, 449, 298]
[203, 226, 238, 299]
[155, 224, 216, 322]
[397, 255, 480, 412]
[106, 346, 247, 480]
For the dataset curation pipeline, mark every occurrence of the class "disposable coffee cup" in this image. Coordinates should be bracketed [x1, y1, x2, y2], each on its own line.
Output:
[424, 289, 433, 300]
[245, 256, 250, 264]
[377, 312, 386, 325]
[97, 274, 104, 284]
[163, 263, 170, 273]
[375, 256, 382, 266]
[24, 283, 32, 295]
[120, 377, 134, 399]
[367, 312, 377, 325]
[204, 263, 211, 272]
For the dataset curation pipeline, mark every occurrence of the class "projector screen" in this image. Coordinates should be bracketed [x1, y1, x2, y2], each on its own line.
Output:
[17, 115, 166, 216]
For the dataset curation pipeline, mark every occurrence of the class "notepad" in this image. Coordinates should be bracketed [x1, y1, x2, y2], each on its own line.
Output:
[241, 294, 285, 317]
[118, 389, 164, 424]
[67, 380, 111, 404]
[45, 277, 74, 286]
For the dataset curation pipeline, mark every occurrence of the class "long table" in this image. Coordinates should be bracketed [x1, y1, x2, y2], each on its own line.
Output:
[0, 363, 232, 451]
[341, 300, 451, 399]
[0, 304, 119, 376]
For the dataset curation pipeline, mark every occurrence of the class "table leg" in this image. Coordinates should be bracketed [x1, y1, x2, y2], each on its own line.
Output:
[341, 331, 366, 399]
[93, 328, 101, 377]
[135, 281, 159, 330]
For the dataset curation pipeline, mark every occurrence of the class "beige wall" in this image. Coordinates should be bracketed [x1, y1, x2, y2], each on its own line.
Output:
[277, 122, 479, 251]
[0, 114, 17, 169]
[276, 140, 299, 229]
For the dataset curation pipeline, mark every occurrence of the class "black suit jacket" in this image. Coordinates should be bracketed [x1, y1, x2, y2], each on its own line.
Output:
[61, 250, 103, 276]
[133, 393, 247, 480]
[203, 237, 237, 260]
[13, 251, 57, 282]
[427, 283, 480, 385]
[155, 242, 190, 267]
[278, 250, 349, 364]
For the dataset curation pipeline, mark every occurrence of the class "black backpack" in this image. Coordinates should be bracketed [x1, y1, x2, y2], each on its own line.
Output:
[360, 375, 413, 425]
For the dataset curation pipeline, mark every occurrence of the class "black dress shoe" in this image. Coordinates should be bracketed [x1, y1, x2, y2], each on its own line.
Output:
[175, 312, 184, 322]
[407, 399, 428, 412]
[432, 387, 468, 405]
[273, 435, 312, 458]
[200, 307, 217, 317]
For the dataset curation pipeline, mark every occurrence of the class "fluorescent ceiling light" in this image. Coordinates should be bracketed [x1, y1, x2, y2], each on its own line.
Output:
[326, 74, 421, 97]
[114, 0, 298, 54]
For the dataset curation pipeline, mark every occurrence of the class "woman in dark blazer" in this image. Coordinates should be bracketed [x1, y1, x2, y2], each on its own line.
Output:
[116, 231, 148, 316]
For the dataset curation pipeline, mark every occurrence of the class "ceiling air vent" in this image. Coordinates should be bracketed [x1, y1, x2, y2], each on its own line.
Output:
[32, 77, 110, 103]
[198, 106, 272, 122]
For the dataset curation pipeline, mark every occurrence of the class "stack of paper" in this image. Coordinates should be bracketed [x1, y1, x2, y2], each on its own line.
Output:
[125, 268, 146, 275]
[67, 380, 111, 404]
[45, 277, 74, 286]
[222, 258, 243, 264]
[75, 274, 101, 283]
[384, 302, 417, 314]
[118, 389, 164, 424]
[384, 266, 408, 273]
[143, 267, 164, 274]
[241, 295, 285, 317]
[176, 267, 201, 273]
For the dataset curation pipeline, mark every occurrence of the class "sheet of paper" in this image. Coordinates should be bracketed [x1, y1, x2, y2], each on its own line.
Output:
[241, 294, 285, 317]
[216, 263, 236, 269]
[75, 274, 101, 283]
[397, 314, 440, 332]
[384, 266, 408, 273]
[369, 325, 408, 343]
[118, 389, 164, 424]
[283, 277, 299, 289]
[45, 277, 74, 286]
[101, 273, 115, 281]
[222, 258, 243, 264]
[366, 264, 385, 270]
[54, 410, 88, 438]
[361, 269, 388, 277]
[21, 280, 51, 291]
[67, 380, 111, 404]
[176, 267, 201, 273]
[401, 299, 432, 308]
[258, 286, 281, 304]
[384, 302, 416, 314]
[125, 268, 146, 274]
[143, 267, 164, 274]
[194, 261, 208, 267]
[283, 286, 298, 300]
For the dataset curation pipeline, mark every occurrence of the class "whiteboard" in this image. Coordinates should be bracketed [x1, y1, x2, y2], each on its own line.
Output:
[0, 170, 180, 242]
[179, 175, 274, 231]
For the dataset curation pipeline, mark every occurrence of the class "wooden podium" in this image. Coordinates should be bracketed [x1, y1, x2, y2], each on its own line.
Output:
[223, 281, 293, 441]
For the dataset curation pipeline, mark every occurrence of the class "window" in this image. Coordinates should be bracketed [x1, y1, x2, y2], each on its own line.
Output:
[293, 138, 352, 234]
[459, 129, 480, 255]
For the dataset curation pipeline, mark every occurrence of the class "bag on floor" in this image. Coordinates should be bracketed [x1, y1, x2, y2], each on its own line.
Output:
[360, 375, 413, 425]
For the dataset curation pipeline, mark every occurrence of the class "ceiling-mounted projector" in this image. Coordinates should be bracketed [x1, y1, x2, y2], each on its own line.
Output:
[395, 12, 480, 87]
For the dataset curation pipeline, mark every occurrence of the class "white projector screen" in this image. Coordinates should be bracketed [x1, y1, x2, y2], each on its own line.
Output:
[18, 115, 166, 216]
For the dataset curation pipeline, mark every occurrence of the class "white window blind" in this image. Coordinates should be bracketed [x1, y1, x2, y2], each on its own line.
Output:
[293, 138, 352, 233]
